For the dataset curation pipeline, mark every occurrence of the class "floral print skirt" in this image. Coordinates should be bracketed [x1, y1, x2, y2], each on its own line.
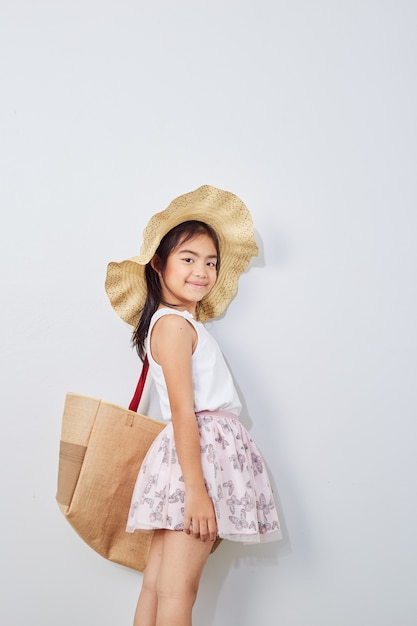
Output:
[126, 410, 281, 543]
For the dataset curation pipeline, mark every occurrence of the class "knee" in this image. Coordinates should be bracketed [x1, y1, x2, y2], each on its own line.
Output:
[141, 567, 159, 598]
[156, 578, 199, 607]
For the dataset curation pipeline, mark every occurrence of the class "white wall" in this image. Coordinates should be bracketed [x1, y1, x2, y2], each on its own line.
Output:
[1, 1, 417, 624]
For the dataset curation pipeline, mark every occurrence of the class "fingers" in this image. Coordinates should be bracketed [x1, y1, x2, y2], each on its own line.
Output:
[201, 517, 217, 542]
[184, 517, 217, 542]
[183, 492, 217, 542]
[208, 517, 217, 542]
[183, 513, 191, 535]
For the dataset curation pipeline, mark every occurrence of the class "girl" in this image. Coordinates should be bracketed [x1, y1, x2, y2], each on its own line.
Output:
[105, 185, 281, 626]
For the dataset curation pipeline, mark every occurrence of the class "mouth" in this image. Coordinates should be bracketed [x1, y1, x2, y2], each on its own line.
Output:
[187, 282, 208, 289]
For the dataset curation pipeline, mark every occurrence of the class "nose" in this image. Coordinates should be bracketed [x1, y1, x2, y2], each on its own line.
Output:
[193, 261, 207, 277]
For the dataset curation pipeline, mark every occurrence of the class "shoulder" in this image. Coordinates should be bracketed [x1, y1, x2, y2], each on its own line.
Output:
[151, 310, 197, 355]
[151, 307, 194, 324]
[153, 312, 194, 335]
[152, 309, 194, 331]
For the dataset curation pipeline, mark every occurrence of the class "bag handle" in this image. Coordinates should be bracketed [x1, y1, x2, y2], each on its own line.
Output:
[129, 356, 149, 412]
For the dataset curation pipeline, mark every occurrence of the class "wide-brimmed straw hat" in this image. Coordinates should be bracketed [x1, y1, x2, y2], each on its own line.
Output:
[105, 185, 258, 325]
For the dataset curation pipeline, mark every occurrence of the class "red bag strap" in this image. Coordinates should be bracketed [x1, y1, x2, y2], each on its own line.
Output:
[128, 356, 149, 412]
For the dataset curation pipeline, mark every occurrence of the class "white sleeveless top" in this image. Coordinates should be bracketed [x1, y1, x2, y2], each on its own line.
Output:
[146, 308, 242, 421]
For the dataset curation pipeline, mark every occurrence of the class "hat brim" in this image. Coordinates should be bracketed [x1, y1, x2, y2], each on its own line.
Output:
[105, 185, 258, 326]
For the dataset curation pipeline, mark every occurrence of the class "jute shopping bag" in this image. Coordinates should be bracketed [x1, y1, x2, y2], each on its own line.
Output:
[56, 391, 164, 572]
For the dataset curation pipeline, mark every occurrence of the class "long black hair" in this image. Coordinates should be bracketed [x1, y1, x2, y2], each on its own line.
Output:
[132, 220, 220, 360]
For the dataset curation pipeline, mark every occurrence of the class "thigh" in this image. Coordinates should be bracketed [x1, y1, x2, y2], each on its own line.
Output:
[142, 530, 165, 590]
[158, 530, 213, 595]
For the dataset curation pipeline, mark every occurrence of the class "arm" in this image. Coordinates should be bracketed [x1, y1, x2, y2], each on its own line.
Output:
[150, 314, 217, 542]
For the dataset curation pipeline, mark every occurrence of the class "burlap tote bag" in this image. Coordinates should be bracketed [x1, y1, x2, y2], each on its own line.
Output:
[57, 361, 222, 570]
[56, 360, 165, 572]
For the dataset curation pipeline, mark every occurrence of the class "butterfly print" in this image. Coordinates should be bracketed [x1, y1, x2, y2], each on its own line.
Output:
[126, 409, 280, 541]
[226, 494, 241, 514]
[258, 521, 272, 534]
[251, 453, 264, 475]
[150, 502, 164, 523]
[223, 480, 234, 496]
[215, 432, 229, 450]
[240, 491, 255, 512]
[229, 515, 249, 530]
[168, 488, 185, 503]
[257, 493, 274, 517]
[143, 475, 158, 494]
[155, 486, 167, 502]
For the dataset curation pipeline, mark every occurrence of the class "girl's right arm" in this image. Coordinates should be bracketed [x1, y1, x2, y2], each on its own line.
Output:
[150, 314, 217, 543]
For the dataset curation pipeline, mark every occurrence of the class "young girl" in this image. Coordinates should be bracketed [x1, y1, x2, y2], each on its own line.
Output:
[105, 185, 281, 626]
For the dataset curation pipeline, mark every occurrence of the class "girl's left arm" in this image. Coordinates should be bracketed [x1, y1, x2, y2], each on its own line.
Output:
[151, 315, 217, 543]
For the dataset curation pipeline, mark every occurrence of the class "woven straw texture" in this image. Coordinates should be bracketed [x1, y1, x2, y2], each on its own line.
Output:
[105, 185, 258, 326]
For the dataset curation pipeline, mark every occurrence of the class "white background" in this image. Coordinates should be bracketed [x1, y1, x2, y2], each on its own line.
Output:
[1, 1, 417, 624]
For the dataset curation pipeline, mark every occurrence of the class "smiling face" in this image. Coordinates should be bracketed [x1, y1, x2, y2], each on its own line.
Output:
[153, 232, 218, 315]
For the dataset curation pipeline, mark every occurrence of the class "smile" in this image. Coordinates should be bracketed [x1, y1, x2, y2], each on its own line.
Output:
[187, 282, 208, 288]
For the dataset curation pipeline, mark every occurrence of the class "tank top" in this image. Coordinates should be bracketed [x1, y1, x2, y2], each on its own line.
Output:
[146, 308, 242, 421]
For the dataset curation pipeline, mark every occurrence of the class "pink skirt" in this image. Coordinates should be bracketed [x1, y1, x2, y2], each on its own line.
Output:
[126, 410, 281, 543]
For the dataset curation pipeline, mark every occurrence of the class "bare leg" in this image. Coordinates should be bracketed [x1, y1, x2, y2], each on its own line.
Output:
[133, 530, 213, 626]
[134, 531, 164, 626]
[155, 530, 213, 626]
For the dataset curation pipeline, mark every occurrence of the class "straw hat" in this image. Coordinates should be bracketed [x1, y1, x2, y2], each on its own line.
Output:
[105, 185, 258, 325]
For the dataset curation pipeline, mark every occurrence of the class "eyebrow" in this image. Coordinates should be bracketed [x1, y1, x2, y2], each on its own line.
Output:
[179, 248, 218, 259]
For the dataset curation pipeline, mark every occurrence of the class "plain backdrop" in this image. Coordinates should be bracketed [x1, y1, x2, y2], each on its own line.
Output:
[1, 1, 417, 625]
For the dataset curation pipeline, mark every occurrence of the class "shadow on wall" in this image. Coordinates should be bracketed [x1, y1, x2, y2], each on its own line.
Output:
[195, 533, 290, 626]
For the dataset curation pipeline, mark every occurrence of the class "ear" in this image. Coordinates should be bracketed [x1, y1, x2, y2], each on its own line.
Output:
[150, 254, 162, 274]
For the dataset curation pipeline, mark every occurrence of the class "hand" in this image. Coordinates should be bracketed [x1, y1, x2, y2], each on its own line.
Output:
[183, 488, 217, 543]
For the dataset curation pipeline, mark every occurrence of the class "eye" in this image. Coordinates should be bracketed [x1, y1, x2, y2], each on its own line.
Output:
[183, 257, 193, 263]
[207, 261, 217, 268]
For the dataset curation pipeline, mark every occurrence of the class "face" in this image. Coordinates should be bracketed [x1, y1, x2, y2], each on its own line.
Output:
[154, 233, 218, 314]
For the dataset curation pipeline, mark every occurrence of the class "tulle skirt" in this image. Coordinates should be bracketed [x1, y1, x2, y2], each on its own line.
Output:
[126, 410, 281, 543]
